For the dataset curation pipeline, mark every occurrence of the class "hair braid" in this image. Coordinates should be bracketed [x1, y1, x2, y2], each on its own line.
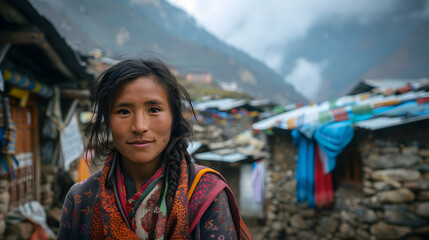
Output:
[164, 136, 192, 213]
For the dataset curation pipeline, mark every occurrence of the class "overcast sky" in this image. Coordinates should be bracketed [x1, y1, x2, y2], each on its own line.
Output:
[167, 0, 429, 100]
[169, 1, 414, 67]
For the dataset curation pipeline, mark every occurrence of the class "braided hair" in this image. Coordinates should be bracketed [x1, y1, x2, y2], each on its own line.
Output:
[85, 58, 195, 214]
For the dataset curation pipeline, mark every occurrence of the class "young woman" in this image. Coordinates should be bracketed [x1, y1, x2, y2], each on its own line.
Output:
[58, 59, 251, 239]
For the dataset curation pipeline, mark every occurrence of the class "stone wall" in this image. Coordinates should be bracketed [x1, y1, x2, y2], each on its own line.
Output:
[263, 121, 429, 240]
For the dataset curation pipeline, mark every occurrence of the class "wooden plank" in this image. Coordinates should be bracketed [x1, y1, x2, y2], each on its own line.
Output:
[0, 31, 45, 45]
[61, 89, 90, 99]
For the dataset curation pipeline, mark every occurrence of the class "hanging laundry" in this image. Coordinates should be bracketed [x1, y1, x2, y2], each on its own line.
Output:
[314, 121, 354, 174]
[251, 160, 265, 204]
[314, 144, 334, 209]
[292, 126, 316, 208]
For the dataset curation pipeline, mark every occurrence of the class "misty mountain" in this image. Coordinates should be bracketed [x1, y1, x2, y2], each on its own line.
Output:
[363, 21, 429, 80]
[30, 0, 306, 105]
[279, 3, 428, 101]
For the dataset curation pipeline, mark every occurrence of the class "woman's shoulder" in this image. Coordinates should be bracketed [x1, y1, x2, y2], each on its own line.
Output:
[66, 170, 102, 197]
[191, 163, 227, 185]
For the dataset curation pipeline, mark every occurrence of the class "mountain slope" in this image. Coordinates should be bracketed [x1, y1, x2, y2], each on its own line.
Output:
[363, 21, 429, 80]
[30, 0, 306, 104]
[279, 16, 426, 101]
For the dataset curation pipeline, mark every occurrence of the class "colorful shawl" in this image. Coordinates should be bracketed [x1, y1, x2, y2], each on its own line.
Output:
[58, 151, 251, 239]
[89, 154, 190, 239]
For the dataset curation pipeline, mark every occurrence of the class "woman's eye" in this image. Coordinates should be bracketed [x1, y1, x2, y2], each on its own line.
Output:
[118, 109, 130, 115]
[149, 107, 160, 113]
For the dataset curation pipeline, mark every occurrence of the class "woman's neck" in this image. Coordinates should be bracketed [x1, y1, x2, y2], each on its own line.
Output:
[120, 155, 162, 189]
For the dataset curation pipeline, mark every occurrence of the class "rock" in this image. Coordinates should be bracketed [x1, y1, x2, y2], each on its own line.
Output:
[267, 211, 277, 221]
[340, 210, 356, 223]
[424, 172, 429, 181]
[338, 223, 355, 238]
[363, 187, 376, 195]
[372, 169, 421, 182]
[301, 209, 316, 218]
[349, 206, 377, 223]
[415, 202, 429, 218]
[419, 149, 429, 158]
[290, 214, 309, 230]
[316, 217, 339, 236]
[365, 154, 421, 169]
[363, 181, 373, 188]
[417, 191, 429, 200]
[267, 230, 279, 239]
[284, 204, 299, 214]
[370, 221, 411, 239]
[401, 146, 419, 154]
[383, 204, 409, 211]
[355, 229, 370, 240]
[363, 166, 373, 173]
[297, 231, 318, 240]
[414, 164, 429, 172]
[284, 179, 296, 193]
[384, 210, 428, 228]
[403, 180, 429, 191]
[377, 188, 415, 203]
[373, 180, 401, 191]
[272, 222, 283, 231]
[380, 147, 400, 154]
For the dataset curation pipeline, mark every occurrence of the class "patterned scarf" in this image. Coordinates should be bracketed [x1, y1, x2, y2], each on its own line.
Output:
[90, 153, 189, 239]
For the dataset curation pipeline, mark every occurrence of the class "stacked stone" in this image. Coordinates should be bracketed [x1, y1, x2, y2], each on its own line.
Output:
[192, 124, 226, 144]
[263, 136, 429, 240]
[356, 141, 429, 239]
[0, 180, 9, 236]
[41, 165, 58, 209]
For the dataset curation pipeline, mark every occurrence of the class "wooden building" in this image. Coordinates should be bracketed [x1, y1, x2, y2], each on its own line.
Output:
[0, 0, 93, 236]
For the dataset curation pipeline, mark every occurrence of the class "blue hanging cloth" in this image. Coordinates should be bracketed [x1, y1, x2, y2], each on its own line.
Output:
[292, 126, 316, 208]
[314, 121, 354, 173]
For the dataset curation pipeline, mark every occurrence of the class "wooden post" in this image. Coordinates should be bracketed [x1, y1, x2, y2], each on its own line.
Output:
[30, 100, 41, 202]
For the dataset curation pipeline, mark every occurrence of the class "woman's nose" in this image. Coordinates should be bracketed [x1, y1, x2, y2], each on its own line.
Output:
[131, 113, 148, 133]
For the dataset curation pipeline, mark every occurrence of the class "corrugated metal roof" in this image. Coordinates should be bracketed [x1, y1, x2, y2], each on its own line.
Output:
[187, 141, 202, 155]
[193, 98, 247, 111]
[348, 78, 428, 95]
[252, 80, 429, 131]
[193, 151, 248, 163]
[355, 115, 429, 130]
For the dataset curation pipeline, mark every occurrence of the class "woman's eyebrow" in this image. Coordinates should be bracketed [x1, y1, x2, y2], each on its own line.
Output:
[113, 102, 133, 108]
[144, 99, 164, 105]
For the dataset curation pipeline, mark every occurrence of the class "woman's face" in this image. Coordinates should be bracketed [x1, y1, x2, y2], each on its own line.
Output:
[109, 76, 173, 167]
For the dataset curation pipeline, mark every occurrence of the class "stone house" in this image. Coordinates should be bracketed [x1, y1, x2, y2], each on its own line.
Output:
[252, 79, 429, 239]
[0, 0, 93, 237]
[190, 124, 268, 219]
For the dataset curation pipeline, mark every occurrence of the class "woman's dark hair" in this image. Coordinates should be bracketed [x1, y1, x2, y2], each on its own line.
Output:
[85, 58, 195, 213]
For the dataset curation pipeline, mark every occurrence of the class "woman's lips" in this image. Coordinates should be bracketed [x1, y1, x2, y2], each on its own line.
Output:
[128, 140, 154, 148]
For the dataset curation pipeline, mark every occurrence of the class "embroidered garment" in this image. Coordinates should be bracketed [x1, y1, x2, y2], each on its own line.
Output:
[89, 154, 189, 239]
[58, 152, 251, 239]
